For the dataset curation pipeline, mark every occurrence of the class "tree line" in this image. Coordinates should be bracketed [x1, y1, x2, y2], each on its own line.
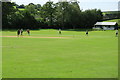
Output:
[2, 1, 103, 29]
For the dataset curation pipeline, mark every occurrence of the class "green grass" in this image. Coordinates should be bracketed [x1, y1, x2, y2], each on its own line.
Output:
[2, 29, 118, 78]
[18, 8, 25, 11]
[103, 19, 120, 22]
[103, 11, 120, 15]
[0, 31, 2, 79]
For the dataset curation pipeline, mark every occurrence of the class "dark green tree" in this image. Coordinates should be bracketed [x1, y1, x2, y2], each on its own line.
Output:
[2, 2, 17, 29]
[25, 3, 37, 16]
[41, 1, 56, 28]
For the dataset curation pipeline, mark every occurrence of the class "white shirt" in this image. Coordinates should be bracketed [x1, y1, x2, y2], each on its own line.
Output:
[116, 30, 118, 33]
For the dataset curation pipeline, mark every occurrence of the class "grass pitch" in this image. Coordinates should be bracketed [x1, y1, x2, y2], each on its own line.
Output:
[2, 29, 118, 78]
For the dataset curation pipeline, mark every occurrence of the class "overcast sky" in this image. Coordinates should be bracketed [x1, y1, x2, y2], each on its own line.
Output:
[11, 0, 119, 11]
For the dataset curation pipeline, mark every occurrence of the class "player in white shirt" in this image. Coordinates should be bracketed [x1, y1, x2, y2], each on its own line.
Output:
[116, 30, 118, 37]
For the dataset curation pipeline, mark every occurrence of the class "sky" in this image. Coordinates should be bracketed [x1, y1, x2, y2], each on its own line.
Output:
[11, 0, 120, 11]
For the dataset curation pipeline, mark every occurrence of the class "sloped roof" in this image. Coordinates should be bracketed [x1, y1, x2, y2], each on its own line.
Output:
[95, 22, 117, 26]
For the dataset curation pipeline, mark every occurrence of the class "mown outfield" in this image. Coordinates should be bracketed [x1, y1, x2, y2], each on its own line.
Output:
[2, 29, 118, 78]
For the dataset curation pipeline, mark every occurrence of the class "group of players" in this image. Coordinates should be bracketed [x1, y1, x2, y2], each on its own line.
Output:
[59, 29, 90, 36]
[17, 28, 119, 37]
[17, 29, 30, 36]
[58, 29, 118, 37]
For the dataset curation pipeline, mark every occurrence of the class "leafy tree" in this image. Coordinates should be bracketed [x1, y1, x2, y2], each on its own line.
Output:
[2, 2, 17, 29]
[7, 11, 24, 29]
[25, 3, 37, 16]
[55, 2, 71, 29]
[69, 2, 81, 29]
[81, 9, 103, 28]
[2, 1, 103, 29]
[41, 1, 56, 27]
[21, 10, 39, 29]
[55, 2, 81, 29]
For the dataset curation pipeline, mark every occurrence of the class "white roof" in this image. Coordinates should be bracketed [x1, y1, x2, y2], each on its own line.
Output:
[95, 22, 117, 26]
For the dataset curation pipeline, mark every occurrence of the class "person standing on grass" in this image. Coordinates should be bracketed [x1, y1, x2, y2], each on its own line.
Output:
[59, 29, 62, 34]
[26, 29, 30, 36]
[20, 29, 23, 35]
[17, 29, 20, 37]
[86, 30, 88, 36]
[116, 30, 118, 37]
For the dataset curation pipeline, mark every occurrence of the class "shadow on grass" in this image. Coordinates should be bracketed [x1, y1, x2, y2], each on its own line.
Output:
[2, 28, 40, 32]
[62, 29, 94, 32]
[2, 28, 104, 32]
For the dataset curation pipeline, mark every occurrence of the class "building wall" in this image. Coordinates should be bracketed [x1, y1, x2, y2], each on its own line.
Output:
[93, 25, 116, 30]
